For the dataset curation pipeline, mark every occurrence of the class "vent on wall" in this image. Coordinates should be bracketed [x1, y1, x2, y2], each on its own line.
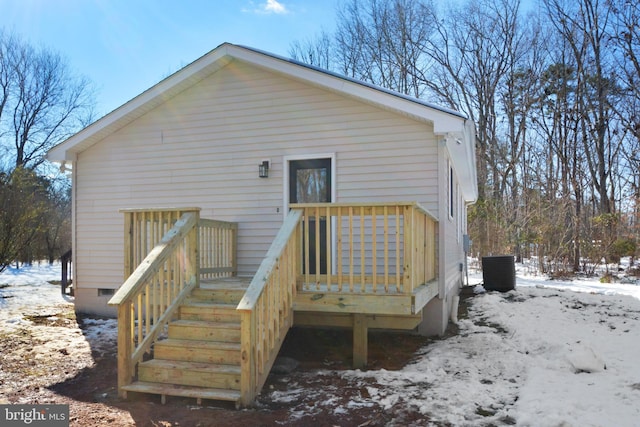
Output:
[97, 288, 115, 297]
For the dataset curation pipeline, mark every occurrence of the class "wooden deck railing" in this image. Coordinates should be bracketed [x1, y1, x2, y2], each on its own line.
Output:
[109, 211, 200, 397]
[121, 208, 201, 278]
[121, 208, 238, 280]
[110, 203, 434, 404]
[110, 208, 239, 398]
[236, 209, 302, 406]
[199, 219, 238, 279]
[290, 202, 437, 294]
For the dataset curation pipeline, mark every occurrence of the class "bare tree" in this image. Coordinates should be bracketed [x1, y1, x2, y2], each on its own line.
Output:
[289, 30, 334, 69]
[609, 0, 640, 264]
[0, 167, 48, 271]
[332, 0, 434, 97]
[0, 30, 93, 267]
[422, 0, 528, 258]
[0, 31, 95, 170]
[544, 0, 619, 215]
[288, 0, 638, 272]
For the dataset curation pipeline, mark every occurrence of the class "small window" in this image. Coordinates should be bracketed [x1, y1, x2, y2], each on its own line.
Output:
[98, 288, 115, 297]
[448, 161, 454, 220]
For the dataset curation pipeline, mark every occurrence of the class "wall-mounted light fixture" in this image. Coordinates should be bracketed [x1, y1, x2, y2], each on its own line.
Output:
[259, 160, 270, 178]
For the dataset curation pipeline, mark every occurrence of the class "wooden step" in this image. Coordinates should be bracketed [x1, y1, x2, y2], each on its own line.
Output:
[122, 381, 241, 405]
[168, 319, 241, 343]
[179, 302, 239, 323]
[154, 339, 241, 364]
[200, 277, 251, 289]
[138, 359, 241, 390]
[188, 287, 246, 305]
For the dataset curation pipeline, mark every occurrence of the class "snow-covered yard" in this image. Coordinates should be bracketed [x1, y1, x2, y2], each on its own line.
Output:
[0, 262, 117, 354]
[343, 283, 640, 425]
[271, 264, 640, 426]
[1, 261, 639, 426]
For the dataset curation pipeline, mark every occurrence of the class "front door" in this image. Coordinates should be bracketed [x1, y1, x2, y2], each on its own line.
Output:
[289, 158, 332, 274]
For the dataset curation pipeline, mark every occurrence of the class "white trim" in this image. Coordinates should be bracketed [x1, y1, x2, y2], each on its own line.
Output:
[282, 152, 336, 215]
[457, 183, 462, 243]
[71, 160, 77, 283]
[283, 152, 337, 274]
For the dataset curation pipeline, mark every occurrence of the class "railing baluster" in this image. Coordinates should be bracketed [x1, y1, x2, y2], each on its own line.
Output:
[337, 206, 343, 292]
[325, 205, 331, 290]
[137, 293, 143, 347]
[132, 213, 139, 272]
[142, 211, 148, 259]
[360, 206, 365, 292]
[214, 226, 219, 278]
[124, 213, 133, 279]
[145, 283, 151, 336]
[384, 206, 389, 293]
[396, 206, 402, 293]
[348, 206, 354, 292]
[372, 208, 377, 293]
[314, 205, 320, 290]
[304, 210, 310, 290]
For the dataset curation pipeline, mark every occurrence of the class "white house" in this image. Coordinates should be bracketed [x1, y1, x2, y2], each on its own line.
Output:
[47, 43, 477, 406]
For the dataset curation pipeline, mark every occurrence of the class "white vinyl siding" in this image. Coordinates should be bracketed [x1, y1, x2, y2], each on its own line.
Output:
[73, 61, 439, 314]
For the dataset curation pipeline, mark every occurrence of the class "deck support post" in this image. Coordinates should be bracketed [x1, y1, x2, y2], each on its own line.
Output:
[353, 314, 368, 369]
[116, 303, 133, 398]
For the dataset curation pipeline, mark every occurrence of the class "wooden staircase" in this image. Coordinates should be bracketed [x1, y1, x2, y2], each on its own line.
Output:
[121, 279, 248, 406]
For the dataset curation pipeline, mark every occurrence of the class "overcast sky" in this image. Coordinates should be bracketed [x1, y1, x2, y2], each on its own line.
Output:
[0, 0, 338, 116]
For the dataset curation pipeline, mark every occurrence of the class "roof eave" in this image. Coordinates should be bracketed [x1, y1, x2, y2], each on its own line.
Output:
[444, 120, 478, 204]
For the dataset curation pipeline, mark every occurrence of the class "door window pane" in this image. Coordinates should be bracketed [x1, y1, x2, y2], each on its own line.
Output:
[296, 168, 328, 203]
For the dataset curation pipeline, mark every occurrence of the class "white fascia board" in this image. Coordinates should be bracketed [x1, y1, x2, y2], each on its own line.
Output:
[443, 120, 478, 204]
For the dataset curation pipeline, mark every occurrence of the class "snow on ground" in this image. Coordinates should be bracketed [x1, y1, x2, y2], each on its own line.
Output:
[0, 262, 117, 357]
[337, 265, 640, 426]
[272, 261, 640, 426]
[2, 261, 640, 425]
[350, 286, 640, 426]
[0, 262, 70, 328]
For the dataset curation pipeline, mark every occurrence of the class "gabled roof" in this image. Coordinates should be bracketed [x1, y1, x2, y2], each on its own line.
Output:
[47, 42, 477, 201]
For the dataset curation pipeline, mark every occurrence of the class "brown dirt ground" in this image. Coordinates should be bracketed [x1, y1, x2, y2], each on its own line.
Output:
[0, 300, 465, 427]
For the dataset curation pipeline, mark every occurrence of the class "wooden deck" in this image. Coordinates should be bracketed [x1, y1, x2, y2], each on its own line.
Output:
[212, 276, 436, 379]
[109, 203, 439, 407]
[204, 276, 438, 315]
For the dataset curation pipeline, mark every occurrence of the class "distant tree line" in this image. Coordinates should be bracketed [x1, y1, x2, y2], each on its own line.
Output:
[0, 31, 94, 272]
[291, 0, 640, 275]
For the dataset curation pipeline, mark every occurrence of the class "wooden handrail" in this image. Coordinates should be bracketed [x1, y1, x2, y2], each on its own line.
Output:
[109, 213, 198, 305]
[120, 208, 201, 278]
[237, 209, 302, 405]
[108, 211, 200, 397]
[290, 201, 437, 221]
